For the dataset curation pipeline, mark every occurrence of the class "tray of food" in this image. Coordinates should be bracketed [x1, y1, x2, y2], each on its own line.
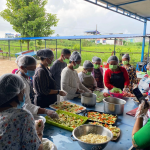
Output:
[88, 122, 120, 141]
[83, 110, 117, 125]
[49, 101, 86, 114]
[45, 110, 88, 131]
[93, 90, 104, 103]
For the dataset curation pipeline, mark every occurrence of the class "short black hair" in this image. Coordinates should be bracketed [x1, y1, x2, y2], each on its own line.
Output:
[61, 49, 71, 55]
[0, 96, 20, 108]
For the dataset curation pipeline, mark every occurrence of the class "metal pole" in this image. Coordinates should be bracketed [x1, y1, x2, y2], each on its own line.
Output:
[114, 38, 116, 55]
[96, 24, 97, 35]
[8, 40, 11, 60]
[35, 40, 36, 51]
[20, 40, 22, 52]
[45, 40, 46, 48]
[141, 20, 147, 62]
[80, 39, 81, 54]
[56, 39, 57, 59]
[147, 37, 150, 63]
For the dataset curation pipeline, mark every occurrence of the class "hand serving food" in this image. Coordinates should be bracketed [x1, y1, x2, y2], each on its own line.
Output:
[103, 92, 110, 97]
[35, 119, 44, 135]
[45, 109, 59, 119]
[123, 88, 129, 93]
[78, 89, 85, 93]
[135, 101, 150, 118]
[59, 91, 67, 96]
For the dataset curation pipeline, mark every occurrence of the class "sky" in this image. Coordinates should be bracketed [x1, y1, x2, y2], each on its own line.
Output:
[0, 0, 150, 37]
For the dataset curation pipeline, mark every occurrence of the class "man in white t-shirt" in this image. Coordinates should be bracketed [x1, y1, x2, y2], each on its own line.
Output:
[61, 52, 91, 100]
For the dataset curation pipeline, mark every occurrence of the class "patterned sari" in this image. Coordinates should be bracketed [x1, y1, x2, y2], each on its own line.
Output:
[125, 65, 138, 93]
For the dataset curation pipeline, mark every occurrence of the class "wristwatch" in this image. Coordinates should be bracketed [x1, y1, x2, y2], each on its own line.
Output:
[57, 90, 59, 94]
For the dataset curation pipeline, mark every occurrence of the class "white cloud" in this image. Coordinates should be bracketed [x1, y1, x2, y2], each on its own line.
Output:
[123, 29, 131, 34]
[0, 0, 149, 37]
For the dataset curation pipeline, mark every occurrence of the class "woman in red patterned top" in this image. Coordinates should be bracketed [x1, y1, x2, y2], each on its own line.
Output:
[104, 56, 129, 91]
[122, 54, 138, 93]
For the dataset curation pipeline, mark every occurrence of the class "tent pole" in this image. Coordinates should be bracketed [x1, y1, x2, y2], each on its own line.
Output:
[20, 40, 22, 52]
[114, 38, 116, 55]
[45, 40, 46, 48]
[141, 20, 147, 62]
[35, 40, 36, 51]
[147, 37, 150, 63]
[56, 39, 57, 59]
[80, 39, 81, 54]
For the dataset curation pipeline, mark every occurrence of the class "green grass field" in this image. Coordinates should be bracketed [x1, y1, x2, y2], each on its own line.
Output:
[0, 40, 149, 67]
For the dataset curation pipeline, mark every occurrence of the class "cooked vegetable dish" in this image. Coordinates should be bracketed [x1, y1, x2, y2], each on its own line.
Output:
[89, 122, 120, 137]
[87, 112, 117, 124]
[47, 113, 86, 129]
[50, 101, 85, 113]
[79, 133, 107, 144]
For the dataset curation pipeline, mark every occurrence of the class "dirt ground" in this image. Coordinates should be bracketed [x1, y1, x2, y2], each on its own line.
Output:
[0, 57, 83, 76]
[0, 58, 17, 76]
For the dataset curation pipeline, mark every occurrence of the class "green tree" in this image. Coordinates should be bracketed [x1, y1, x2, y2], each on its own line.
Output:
[0, 0, 59, 50]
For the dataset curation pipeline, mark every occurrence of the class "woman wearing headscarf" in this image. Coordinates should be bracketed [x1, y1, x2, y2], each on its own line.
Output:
[104, 55, 129, 91]
[0, 74, 43, 150]
[33, 49, 66, 108]
[61, 51, 91, 100]
[92, 56, 104, 88]
[17, 55, 59, 119]
[122, 54, 138, 93]
[78, 60, 97, 91]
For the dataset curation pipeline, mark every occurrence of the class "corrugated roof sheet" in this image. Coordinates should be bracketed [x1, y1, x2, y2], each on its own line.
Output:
[0, 34, 146, 41]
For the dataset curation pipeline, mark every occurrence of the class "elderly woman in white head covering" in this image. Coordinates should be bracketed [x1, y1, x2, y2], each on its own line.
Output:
[122, 54, 138, 93]
[61, 51, 91, 100]
[78, 60, 97, 91]
[0, 74, 44, 150]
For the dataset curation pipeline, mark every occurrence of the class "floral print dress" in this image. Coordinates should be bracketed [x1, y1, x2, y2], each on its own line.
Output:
[125, 65, 138, 93]
[0, 108, 41, 150]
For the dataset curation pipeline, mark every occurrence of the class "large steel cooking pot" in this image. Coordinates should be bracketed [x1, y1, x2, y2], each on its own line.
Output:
[103, 97, 126, 115]
[71, 124, 113, 150]
[81, 93, 97, 107]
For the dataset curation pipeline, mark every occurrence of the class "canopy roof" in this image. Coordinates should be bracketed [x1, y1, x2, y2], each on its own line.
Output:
[0, 34, 147, 41]
[85, 0, 150, 22]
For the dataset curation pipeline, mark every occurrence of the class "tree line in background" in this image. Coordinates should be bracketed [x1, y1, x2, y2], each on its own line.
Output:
[0, 0, 148, 67]
[0, 0, 59, 50]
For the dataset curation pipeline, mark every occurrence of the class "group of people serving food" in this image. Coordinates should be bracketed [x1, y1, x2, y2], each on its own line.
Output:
[1, 48, 150, 150]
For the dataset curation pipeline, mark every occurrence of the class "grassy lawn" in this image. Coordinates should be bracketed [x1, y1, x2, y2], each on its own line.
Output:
[0, 40, 149, 67]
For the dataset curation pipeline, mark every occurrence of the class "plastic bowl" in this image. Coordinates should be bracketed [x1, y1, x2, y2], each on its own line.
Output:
[109, 91, 124, 99]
